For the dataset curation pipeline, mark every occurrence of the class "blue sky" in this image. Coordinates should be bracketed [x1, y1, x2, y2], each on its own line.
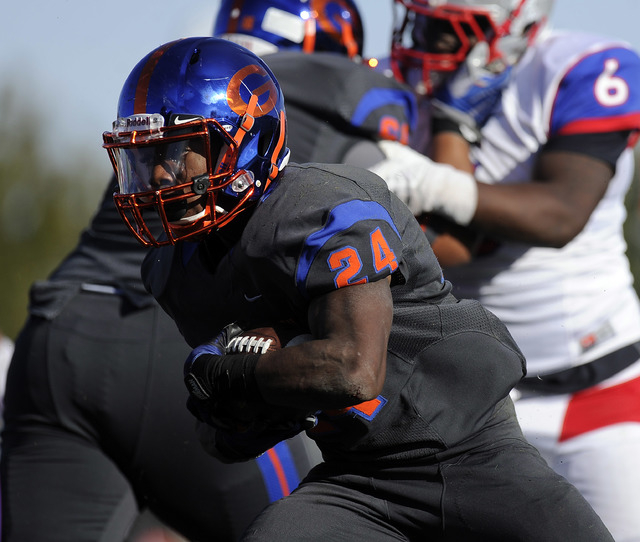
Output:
[2, 1, 639, 177]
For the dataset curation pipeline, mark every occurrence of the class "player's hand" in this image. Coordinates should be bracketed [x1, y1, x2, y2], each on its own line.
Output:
[185, 322, 319, 463]
[184, 323, 318, 432]
[183, 323, 251, 429]
[432, 42, 512, 140]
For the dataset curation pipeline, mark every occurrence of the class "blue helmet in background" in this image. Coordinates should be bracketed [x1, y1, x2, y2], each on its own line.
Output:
[214, 0, 363, 58]
[103, 37, 288, 246]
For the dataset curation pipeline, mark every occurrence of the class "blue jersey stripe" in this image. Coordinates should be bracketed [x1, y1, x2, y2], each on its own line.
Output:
[350, 88, 417, 133]
[255, 440, 301, 502]
[551, 47, 640, 136]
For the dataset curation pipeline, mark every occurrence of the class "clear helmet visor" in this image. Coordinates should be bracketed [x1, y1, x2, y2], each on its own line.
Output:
[115, 139, 208, 192]
[105, 116, 232, 195]
[114, 138, 216, 225]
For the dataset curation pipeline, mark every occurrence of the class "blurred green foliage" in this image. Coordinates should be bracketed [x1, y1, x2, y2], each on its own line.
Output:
[0, 87, 103, 340]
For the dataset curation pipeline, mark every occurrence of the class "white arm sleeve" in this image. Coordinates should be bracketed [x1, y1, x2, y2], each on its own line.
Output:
[368, 140, 478, 225]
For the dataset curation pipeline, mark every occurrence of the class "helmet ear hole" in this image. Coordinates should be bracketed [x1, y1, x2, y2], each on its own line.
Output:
[258, 131, 271, 156]
[258, 116, 283, 157]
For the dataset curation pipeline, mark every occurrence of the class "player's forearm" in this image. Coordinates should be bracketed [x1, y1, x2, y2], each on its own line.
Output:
[256, 281, 392, 411]
[431, 133, 601, 247]
[472, 182, 588, 247]
[255, 339, 385, 411]
[430, 132, 475, 173]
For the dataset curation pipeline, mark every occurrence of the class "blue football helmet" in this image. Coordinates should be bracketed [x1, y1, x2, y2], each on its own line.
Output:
[103, 37, 288, 246]
[213, 0, 363, 58]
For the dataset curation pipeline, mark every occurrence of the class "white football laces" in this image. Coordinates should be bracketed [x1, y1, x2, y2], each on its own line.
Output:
[227, 335, 274, 355]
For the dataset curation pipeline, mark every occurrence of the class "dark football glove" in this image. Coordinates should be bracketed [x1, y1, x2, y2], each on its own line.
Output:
[183, 323, 263, 430]
[184, 323, 318, 433]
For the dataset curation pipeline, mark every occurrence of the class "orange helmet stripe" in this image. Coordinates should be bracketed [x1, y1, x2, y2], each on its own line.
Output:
[133, 40, 180, 114]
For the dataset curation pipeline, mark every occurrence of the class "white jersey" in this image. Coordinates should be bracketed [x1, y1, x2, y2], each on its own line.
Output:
[445, 31, 640, 376]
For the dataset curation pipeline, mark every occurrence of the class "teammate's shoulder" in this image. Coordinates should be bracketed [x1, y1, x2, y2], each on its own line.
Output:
[266, 50, 354, 68]
[266, 50, 359, 87]
[267, 50, 409, 91]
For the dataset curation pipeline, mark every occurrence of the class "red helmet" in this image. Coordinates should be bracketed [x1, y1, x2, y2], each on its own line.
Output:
[391, 0, 554, 95]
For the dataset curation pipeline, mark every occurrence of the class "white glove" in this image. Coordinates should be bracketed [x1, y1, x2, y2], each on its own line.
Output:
[369, 140, 478, 225]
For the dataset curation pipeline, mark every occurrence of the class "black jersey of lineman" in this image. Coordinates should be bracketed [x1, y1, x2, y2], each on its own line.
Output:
[143, 163, 526, 464]
[27, 177, 156, 320]
[266, 51, 416, 164]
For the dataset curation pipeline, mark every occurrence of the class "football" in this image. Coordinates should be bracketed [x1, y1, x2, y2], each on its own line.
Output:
[227, 327, 283, 354]
[225, 325, 317, 429]
[227, 326, 311, 355]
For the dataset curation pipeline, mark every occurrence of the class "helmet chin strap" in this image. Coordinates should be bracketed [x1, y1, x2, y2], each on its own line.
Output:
[228, 93, 287, 195]
[267, 110, 288, 185]
[278, 148, 291, 172]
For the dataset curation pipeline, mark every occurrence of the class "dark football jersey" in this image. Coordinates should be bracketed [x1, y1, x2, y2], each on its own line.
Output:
[27, 177, 157, 320]
[266, 51, 416, 165]
[144, 163, 526, 463]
